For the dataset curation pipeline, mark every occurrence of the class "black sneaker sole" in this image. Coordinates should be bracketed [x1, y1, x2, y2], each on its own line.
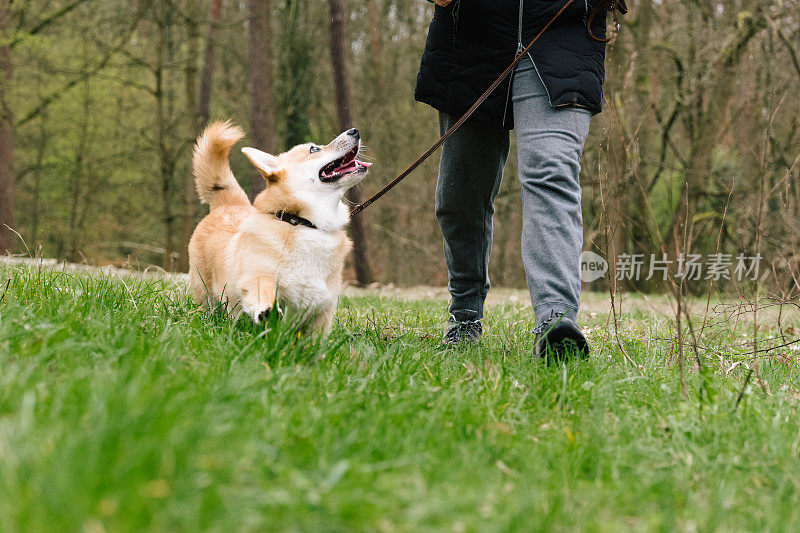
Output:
[536, 322, 589, 364]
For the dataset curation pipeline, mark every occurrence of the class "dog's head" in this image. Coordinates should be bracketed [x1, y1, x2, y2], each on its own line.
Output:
[242, 129, 371, 228]
[242, 128, 370, 192]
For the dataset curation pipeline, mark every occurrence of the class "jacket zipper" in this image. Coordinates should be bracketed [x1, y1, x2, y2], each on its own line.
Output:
[501, 0, 525, 128]
[451, 0, 460, 44]
[517, 0, 555, 108]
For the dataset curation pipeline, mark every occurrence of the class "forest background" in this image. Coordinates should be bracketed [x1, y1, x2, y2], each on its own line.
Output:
[0, 0, 798, 296]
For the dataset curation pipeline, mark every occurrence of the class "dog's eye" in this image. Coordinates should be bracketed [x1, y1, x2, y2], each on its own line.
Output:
[309, 146, 321, 153]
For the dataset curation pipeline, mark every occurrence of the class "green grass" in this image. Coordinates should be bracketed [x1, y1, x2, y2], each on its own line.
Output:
[1, 264, 799, 532]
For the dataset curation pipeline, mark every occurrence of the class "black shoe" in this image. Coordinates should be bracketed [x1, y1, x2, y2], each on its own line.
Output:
[443, 310, 482, 347]
[533, 312, 589, 363]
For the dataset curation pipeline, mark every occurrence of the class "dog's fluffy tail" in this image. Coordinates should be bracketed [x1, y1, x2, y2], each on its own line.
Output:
[193, 121, 249, 208]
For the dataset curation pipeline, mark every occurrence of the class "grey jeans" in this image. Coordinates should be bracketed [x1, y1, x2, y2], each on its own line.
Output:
[435, 58, 592, 329]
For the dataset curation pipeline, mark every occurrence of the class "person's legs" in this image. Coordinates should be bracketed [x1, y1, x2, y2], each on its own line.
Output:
[435, 112, 510, 323]
[511, 59, 592, 334]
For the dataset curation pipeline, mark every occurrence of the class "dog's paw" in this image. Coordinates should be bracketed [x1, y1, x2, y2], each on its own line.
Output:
[256, 305, 283, 324]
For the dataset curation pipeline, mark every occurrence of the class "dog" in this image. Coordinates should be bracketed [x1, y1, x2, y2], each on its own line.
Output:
[188, 121, 371, 334]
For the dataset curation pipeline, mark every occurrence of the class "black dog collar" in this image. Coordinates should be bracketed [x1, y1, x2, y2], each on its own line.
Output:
[274, 210, 317, 229]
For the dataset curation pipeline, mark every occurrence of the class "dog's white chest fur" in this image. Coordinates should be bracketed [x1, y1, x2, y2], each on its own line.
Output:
[229, 214, 344, 318]
[275, 229, 340, 311]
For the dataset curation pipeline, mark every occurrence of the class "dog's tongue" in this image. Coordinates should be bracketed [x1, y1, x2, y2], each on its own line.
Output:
[334, 159, 372, 174]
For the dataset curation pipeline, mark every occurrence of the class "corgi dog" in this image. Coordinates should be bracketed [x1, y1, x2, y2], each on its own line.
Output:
[188, 121, 371, 333]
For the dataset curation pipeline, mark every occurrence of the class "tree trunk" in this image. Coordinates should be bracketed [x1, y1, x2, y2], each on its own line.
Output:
[328, 0, 374, 286]
[197, 0, 222, 126]
[629, 0, 654, 262]
[30, 110, 48, 246]
[665, 11, 765, 249]
[0, 0, 14, 255]
[366, 0, 385, 93]
[603, 31, 629, 285]
[179, 2, 201, 272]
[179, 0, 222, 272]
[276, 0, 312, 147]
[247, 0, 277, 197]
[155, 10, 176, 271]
[68, 69, 91, 263]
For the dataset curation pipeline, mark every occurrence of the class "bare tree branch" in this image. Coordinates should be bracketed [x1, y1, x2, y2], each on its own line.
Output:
[10, 0, 91, 48]
[15, 7, 145, 127]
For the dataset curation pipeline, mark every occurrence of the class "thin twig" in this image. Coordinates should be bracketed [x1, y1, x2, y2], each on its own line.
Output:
[734, 369, 754, 412]
[597, 109, 643, 374]
[3, 224, 31, 256]
[0, 279, 10, 305]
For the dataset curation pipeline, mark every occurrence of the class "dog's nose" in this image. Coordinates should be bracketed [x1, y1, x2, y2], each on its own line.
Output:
[346, 128, 359, 137]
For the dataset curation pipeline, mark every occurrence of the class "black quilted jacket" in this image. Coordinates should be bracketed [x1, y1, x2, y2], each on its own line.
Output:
[415, 0, 609, 130]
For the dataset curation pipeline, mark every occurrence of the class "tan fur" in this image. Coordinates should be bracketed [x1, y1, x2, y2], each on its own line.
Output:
[192, 121, 249, 208]
[188, 121, 367, 334]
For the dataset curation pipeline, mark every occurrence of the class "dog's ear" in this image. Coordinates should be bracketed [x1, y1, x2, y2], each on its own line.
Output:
[242, 147, 284, 182]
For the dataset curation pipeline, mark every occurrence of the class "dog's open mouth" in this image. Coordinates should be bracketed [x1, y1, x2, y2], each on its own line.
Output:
[319, 146, 372, 182]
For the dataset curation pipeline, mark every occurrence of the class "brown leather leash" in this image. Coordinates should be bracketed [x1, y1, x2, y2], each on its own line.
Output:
[587, 0, 628, 42]
[350, 0, 627, 217]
